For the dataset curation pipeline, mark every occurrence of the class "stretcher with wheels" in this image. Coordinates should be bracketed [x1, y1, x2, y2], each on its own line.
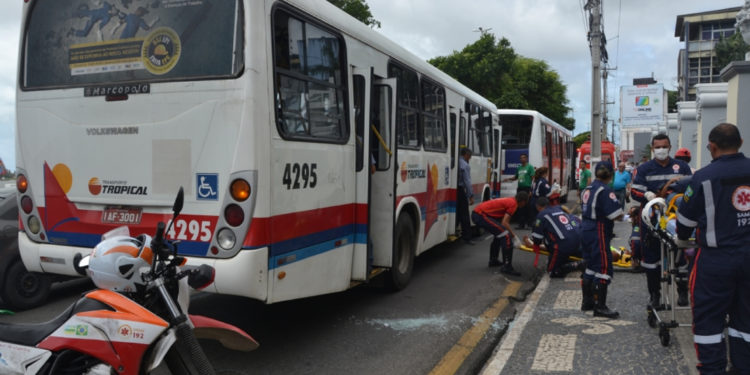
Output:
[519, 237, 634, 270]
[641, 197, 693, 347]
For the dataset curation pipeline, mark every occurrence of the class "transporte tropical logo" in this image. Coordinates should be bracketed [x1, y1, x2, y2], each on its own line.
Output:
[89, 177, 102, 195]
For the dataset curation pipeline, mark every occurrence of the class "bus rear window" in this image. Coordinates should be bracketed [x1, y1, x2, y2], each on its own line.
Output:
[499, 115, 533, 149]
[22, 0, 243, 90]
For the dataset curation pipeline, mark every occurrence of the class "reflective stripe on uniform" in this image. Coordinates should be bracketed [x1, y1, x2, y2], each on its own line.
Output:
[703, 180, 718, 247]
[645, 174, 690, 182]
[587, 186, 605, 220]
[631, 184, 647, 193]
[729, 328, 750, 343]
[495, 231, 509, 238]
[544, 214, 565, 240]
[531, 232, 544, 239]
[606, 208, 624, 221]
[677, 211, 698, 228]
[641, 261, 659, 269]
[584, 268, 612, 280]
[694, 333, 724, 345]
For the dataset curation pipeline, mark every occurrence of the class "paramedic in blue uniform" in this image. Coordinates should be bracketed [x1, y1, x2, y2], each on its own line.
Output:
[580, 161, 623, 318]
[630, 133, 692, 308]
[531, 197, 584, 278]
[457, 147, 475, 244]
[676, 123, 750, 375]
[529, 167, 552, 224]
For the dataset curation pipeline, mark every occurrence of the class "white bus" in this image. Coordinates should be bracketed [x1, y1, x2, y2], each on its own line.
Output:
[15, 0, 497, 305]
[497, 109, 574, 201]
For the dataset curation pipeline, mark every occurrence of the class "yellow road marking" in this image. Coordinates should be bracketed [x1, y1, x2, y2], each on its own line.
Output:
[428, 281, 523, 375]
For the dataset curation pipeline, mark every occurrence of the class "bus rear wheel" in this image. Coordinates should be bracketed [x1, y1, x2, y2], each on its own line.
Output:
[388, 215, 415, 291]
[1, 259, 51, 310]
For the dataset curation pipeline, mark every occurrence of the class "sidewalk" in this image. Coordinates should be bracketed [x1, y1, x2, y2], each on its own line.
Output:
[481, 213, 698, 374]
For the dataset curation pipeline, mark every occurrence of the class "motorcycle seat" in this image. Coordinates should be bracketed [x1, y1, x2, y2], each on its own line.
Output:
[0, 295, 109, 346]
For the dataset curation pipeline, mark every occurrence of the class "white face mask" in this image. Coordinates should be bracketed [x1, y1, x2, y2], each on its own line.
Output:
[653, 147, 669, 161]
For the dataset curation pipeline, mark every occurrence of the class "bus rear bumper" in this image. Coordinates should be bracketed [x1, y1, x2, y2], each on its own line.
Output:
[19, 233, 270, 302]
[184, 248, 269, 302]
[18, 233, 89, 276]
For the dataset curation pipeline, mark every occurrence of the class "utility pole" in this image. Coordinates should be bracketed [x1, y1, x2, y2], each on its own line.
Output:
[602, 68, 608, 142]
[586, 0, 603, 162]
[601, 67, 616, 142]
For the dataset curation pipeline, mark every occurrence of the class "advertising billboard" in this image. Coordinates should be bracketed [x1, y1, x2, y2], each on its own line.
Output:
[620, 84, 665, 127]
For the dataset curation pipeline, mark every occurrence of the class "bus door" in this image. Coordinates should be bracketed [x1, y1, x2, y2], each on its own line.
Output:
[352, 68, 371, 281]
[492, 124, 502, 198]
[369, 78, 397, 274]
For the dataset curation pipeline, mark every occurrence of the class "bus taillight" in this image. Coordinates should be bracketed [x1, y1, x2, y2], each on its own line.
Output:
[17, 175, 28, 193]
[224, 204, 244, 227]
[20, 196, 33, 214]
[230, 179, 251, 201]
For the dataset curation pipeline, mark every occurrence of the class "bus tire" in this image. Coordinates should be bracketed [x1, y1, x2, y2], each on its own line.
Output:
[1, 258, 51, 310]
[388, 215, 415, 291]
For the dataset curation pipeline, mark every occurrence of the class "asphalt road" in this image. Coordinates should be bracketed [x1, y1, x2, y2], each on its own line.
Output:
[0, 232, 541, 375]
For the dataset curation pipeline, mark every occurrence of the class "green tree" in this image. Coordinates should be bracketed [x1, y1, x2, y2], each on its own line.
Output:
[573, 131, 590, 148]
[715, 31, 750, 70]
[327, 0, 380, 28]
[429, 33, 574, 130]
[667, 90, 678, 113]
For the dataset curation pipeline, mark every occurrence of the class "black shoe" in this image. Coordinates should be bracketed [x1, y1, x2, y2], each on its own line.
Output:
[488, 259, 502, 267]
[593, 305, 620, 319]
[500, 264, 521, 276]
[593, 284, 619, 319]
[581, 279, 594, 311]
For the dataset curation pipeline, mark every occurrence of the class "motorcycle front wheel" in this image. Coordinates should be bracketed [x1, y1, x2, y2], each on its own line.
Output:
[163, 322, 216, 375]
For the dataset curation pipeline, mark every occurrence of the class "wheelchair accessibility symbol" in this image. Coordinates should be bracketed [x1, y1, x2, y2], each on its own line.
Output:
[196, 174, 218, 200]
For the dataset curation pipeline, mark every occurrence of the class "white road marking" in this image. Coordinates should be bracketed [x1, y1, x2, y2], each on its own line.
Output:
[553, 290, 581, 310]
[530, 334, 577, 372]
[564, 272, 582, 282]
[480, 275, 550, 375]
[551, 315, 635, 335]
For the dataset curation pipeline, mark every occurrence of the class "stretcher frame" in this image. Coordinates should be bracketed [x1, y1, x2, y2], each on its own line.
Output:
[641, 197, 692, 347]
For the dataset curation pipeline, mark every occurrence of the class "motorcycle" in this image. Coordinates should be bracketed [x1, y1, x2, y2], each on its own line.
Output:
[0, 188, 258, 374]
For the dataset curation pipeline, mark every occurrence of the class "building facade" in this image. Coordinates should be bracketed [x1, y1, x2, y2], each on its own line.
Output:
[675, 7, 741, 101]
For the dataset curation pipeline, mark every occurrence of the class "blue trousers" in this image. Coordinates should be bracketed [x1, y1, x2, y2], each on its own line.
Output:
[582, 223, 613, 285]
[691, 247, 750, 374]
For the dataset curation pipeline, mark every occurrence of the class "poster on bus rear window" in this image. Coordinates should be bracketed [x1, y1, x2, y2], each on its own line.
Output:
[23, 0, 243, 89]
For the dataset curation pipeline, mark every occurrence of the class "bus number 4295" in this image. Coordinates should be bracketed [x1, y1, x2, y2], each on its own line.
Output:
[282, 163, 317, 190]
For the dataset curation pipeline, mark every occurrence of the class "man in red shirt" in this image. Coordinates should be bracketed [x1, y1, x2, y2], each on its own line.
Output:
[471, 191, 529, 275]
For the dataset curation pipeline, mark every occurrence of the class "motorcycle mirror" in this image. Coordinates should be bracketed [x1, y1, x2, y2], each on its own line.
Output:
[78, 255, 90, 268]
[172, 187, 184, 217]
[74, 254, 90, 276]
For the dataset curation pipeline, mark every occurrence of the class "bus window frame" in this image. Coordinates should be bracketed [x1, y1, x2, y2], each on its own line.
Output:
[271, 5, 349, 145]
[420, 77, 447, 153]
[388, 61, 421, 150]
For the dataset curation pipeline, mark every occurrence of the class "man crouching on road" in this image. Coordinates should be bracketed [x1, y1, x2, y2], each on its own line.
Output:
[471, 191, 528, 275]
[531, 197, 585, 278]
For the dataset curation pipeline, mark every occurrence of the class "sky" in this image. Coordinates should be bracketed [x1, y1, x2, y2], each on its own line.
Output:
[0, 0, 744, 171]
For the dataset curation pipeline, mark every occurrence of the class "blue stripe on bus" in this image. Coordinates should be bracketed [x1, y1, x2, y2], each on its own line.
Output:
[45, 230, 210, 256]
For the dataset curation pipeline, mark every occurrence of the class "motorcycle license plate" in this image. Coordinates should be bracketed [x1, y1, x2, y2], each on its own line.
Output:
[102, 207, 142, 225]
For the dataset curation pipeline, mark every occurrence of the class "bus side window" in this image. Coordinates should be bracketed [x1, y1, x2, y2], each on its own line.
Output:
[450, 113, 457, 168]
[459, 116, 466, 150]
[388, 63, 420, 149]
[421, 79, 446, 152]
[273, 10, 347, 143]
